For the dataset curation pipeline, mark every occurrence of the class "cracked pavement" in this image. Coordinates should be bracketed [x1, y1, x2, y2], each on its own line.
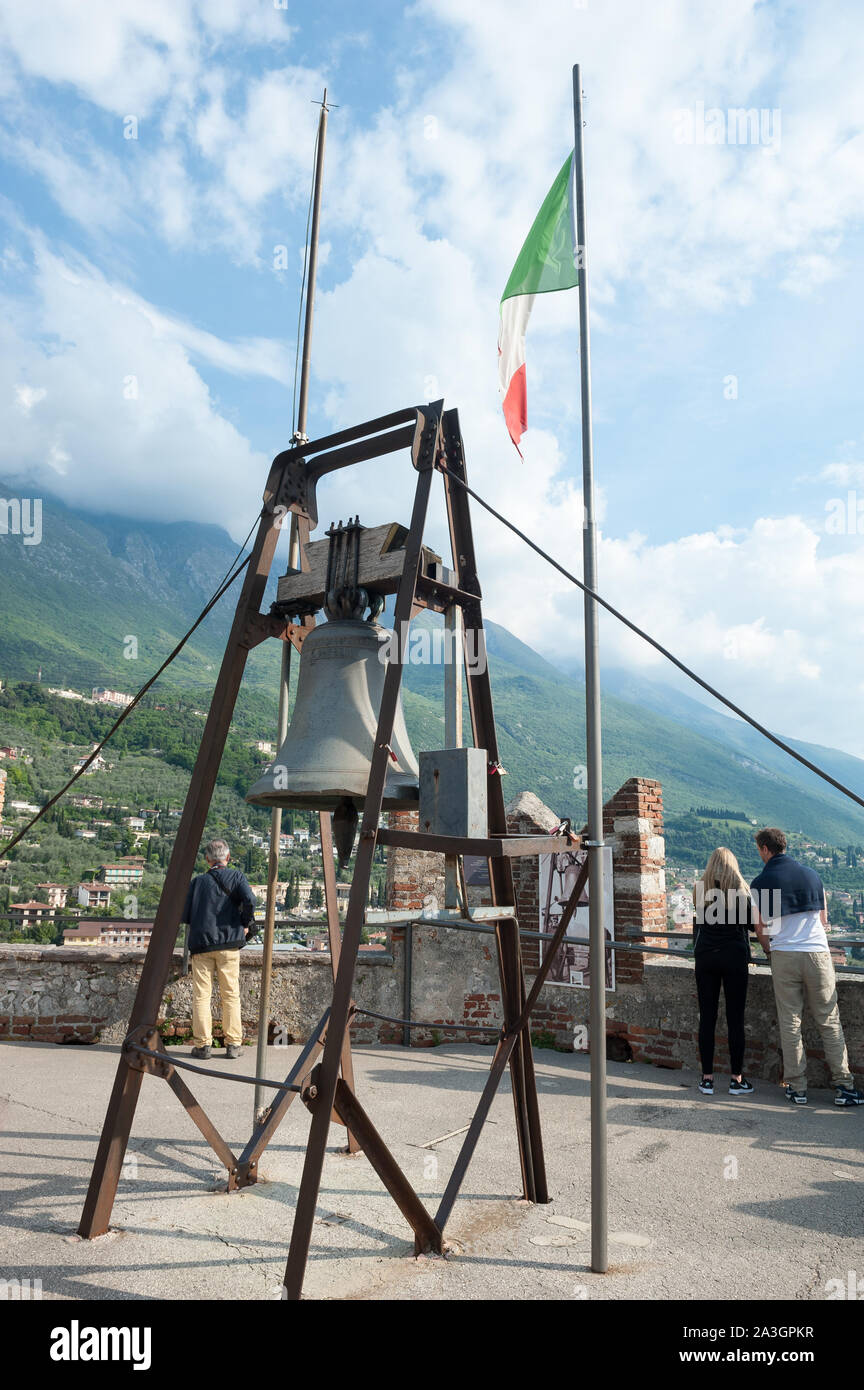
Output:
[1, 1039, 862, 1300]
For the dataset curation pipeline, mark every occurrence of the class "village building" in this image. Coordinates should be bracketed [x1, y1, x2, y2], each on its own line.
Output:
[97, 858, 145, 886]
[72, 747, 107, 775]
[77, 882, 112, 910]
[35, 884, 69, 909]
[62, 920, 154, 947]
[61, 922, 102, 945]
[9, 901, 55, 927]
[91, 688, 134, 707]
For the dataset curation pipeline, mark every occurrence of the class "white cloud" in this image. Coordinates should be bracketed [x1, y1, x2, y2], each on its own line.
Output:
[2, 0, 864, 764]
[0, 240, 274, 532]
[0, 0, 292, 117]
[15, 384, 46, 412]
[535, 513, 864, 755]
[819, 460, 864, 489]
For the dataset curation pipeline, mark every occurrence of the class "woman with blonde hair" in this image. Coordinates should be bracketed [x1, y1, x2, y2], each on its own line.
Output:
[692, 846, 756, 1096]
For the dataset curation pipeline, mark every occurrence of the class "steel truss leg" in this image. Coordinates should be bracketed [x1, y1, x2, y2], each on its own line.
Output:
[439, 409, 548, 1204]
[282, 463, 435, 1299]
[166, 1070, 239, 1175]
[301, 1069, 442, 1253]
[319, 811, 362, 1154]
[228, 1009, 331, 1188]
[435, 858, 589, 1231]
[78, 474, 286, 1238]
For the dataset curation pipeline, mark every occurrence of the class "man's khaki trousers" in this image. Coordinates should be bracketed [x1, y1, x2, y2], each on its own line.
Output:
[191, 949, 243, 1048]
[770, 949, 852, 1092]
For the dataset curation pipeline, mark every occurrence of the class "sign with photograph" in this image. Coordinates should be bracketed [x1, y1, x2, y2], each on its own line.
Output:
[539, 846, 615, 989]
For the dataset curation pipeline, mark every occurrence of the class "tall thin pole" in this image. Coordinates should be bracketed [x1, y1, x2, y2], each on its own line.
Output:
[443, 604, 463, 910]
[296, 90, 328, 441]
[253, 640, 291, 1121]
[572, 63, 607, 1275]
[254, 91, 330, 1121]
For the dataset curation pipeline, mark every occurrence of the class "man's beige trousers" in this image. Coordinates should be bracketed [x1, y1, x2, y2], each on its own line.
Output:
[770, 950, 852, 1092]
[191, 948, 243, 1048]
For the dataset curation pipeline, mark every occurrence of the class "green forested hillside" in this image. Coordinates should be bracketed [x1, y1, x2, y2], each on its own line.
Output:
[2, 485, 864, 865]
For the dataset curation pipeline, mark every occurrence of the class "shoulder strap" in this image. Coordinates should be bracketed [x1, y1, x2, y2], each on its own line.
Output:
[208, 866, 228, 895]
[209, 866, 239, 903]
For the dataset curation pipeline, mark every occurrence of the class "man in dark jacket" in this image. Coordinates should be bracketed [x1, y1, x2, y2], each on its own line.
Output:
[751, 827, 863, 1108]
[182, 839, 257, 1060]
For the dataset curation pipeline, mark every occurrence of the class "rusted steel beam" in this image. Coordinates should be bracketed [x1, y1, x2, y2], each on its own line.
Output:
[329, 1077, 442, 1254]
[495, 918, 537, 1202]
[519, 859, 589, 1022]
[234, 1009, 332, 1181]
[272, 406, 423, 467]
[166, 1070, 239, 1177]
[439, 407, 544, 1205]
[375, 830, 572, 857]
[78, 461, 287, 1240]
[414, 575, 485, 612]
[319, 812, 361, 1154]
[241, 614, 311, 652]
[434, 856, 590, 1232]
[283, 409, 441, 1300]
[274, 426, 418, 526]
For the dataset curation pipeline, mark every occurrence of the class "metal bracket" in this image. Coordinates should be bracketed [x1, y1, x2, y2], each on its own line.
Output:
[411, 400, 443, 472]
[229, 1159, 258, 1190]
[241, 613, 310, 652]
[267, 401, 445, 528]
[123, 1025, 173, 1079]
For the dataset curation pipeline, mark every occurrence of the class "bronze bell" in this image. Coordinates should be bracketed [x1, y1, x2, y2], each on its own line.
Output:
[245, 617, 420, 833]
[246, 516, 420, 865]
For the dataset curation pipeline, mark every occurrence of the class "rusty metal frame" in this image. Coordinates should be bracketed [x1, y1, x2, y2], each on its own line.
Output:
[77, 403, 440, 1238]
[78, 399, 584, 1301]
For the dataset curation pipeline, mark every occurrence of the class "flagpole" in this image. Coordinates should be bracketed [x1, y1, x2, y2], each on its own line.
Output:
[572, 63, 608, 1275]
[254, 90, 329, 1121]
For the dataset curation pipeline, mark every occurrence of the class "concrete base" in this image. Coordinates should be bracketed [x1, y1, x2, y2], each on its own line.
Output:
[1, 1039, 862, 1301]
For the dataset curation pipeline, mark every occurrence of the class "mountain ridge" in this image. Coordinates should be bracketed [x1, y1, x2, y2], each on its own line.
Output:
[2, 481, 863, 849]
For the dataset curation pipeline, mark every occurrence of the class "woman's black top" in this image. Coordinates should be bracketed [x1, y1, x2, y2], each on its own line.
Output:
[692, 880, 755, 961]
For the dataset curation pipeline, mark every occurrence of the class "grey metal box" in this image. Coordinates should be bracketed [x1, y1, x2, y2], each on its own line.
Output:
[419, 748, 488, 839]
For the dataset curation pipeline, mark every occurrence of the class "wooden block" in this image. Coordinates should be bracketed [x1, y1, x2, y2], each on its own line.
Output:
[276, 522, 442, 611]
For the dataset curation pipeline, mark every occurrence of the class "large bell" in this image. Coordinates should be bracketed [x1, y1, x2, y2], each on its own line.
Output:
[245, 618, 420, 816]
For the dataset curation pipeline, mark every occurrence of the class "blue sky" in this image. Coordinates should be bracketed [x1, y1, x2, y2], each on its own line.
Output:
[1, 0, 864, 754]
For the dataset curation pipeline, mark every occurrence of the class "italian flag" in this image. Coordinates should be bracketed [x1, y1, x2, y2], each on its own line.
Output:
[498, 152, 579, 453]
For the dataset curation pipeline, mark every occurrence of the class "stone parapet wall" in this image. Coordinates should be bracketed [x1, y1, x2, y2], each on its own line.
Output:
[586, 956, 864, 1088]
[5, 773, 861, 1090]
[0, 945, 398, 1047]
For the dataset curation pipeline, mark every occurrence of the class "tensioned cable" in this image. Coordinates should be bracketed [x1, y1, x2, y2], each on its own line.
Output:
[0, 513, 262, 857]
[125, 1040, 303, 1093]
[436, 459, 864, 816]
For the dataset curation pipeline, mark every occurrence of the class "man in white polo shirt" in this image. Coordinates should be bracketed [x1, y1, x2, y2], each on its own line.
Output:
[751, 827, 862, 1107]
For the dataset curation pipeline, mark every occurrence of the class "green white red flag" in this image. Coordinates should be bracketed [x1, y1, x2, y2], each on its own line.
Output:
[498, 152, 579, 453]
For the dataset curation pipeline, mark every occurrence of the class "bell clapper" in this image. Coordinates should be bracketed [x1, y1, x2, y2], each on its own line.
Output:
[332, 798, 359, 868]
